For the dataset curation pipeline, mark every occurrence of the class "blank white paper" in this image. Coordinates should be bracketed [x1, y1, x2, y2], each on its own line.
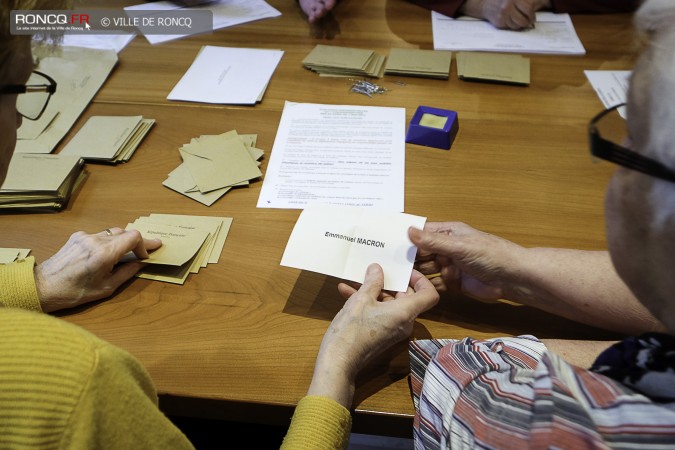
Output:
[167, 45, 283, 105]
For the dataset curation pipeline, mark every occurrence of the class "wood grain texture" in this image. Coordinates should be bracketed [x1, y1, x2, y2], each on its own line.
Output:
[1, 0, 637, 435]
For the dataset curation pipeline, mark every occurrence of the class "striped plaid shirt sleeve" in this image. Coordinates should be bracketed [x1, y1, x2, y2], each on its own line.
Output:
[409, 335, 675, 449]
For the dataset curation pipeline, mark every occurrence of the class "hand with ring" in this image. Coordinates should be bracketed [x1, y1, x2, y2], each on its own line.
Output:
[34, 227, 162, 312]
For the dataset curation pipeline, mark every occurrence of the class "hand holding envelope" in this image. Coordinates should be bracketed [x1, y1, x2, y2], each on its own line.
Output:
[125, 214, 233, 284]
[281, 204, 426, 292]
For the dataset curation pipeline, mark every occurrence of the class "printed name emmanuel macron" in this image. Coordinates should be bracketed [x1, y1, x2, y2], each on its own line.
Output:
[324, 231, 385, 248]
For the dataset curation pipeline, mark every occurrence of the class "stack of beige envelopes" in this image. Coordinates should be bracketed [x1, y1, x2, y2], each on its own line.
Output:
[125, 214, 233, 285]
[0, 154, 85, 212]
[303, 44, 386, 78]
[60, 115, 155, 164]
[163, 130, 264, 206]
[384, 48, 452, 79]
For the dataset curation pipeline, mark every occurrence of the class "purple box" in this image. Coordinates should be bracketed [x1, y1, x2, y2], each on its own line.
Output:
[405, 105, 459, 150]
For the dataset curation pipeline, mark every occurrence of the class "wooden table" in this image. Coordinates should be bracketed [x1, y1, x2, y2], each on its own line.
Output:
[1, 0, 637, 437]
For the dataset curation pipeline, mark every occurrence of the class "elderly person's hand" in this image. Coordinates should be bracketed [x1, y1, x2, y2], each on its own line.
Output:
[409, 222, 527, 302]
[307, 263, 439, 408]
[461, 0, 551, 30]
[34, 227, 161, 312]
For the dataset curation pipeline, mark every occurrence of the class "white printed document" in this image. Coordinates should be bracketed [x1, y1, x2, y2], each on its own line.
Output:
[281, 204, 426, 292]
[125, 0, 281, 45]
[585, 70, 631, 118]
[432, 12, 585, 55]
[167, 46, 283, 105]
[257, 102, 406, 211]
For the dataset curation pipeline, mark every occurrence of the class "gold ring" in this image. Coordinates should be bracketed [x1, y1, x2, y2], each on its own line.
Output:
[104, 228, 113, 236]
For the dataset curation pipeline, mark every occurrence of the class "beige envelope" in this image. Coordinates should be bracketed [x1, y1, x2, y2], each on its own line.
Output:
[163, 164, 231, 206]
[456, 52, 530, 86]
[180, 135, 262, 193]
[303, 44, 374, 70]
[385, 48, 452, 79]
[149, 213, 232, 265]
[60, 116, 144, 160]
[126, 221, 209, 266]
[114, 118, 155, 163]
[0, 154, 82, 192]
[197, 131, 264, 165]
[133, 217, 211, 273]
[136, 261, 193, 285]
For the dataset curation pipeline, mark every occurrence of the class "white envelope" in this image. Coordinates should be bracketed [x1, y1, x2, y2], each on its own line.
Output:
[167, 45, 284, 105]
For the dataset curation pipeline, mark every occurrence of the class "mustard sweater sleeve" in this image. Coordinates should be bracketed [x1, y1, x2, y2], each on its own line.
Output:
[0, 309, 195, 450]
[281, 396, 352, 450]
[0, 256, 41, 311]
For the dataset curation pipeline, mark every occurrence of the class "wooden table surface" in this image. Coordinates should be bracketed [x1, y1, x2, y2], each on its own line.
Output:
[2, 0, 637, 437]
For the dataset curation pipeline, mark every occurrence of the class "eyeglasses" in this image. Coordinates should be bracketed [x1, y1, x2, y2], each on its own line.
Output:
[0, 71, 57, 121]
[589, 102, 675, 183]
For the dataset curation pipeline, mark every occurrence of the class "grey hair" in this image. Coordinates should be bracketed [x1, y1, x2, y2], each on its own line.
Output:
[633, 0, 675, 226]
[632, 0, 675, 169]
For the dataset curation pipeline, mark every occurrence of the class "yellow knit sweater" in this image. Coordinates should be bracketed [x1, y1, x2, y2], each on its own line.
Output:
[0, 258, 352, 449]
[0, 258, 194, 448]
[0, 308, 194, 449]
[281, 396, 352, 449]
[0, 256, 42, 311]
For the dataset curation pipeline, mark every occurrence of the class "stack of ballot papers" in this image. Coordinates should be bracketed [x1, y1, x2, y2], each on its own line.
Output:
[0, 248, 31, 264]
[303, 45, 386, 78]
[163, 130, 264, 206]
[456, 52, 530, 86]
[0, 154, 85, 212]
[126, 214, 233, 285]
[60, 116, 155, 164]
[384, 48, 452, 79]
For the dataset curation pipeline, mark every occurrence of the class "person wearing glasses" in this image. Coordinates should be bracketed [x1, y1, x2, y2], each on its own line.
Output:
[283, 0, 675, 447]
[0, 1, 200, 447]
[0, 22, 162, 314]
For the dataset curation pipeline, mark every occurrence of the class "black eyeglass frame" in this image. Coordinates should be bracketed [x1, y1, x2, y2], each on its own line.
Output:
[589, 102, 675, 183]
[0, 70, 57, 121]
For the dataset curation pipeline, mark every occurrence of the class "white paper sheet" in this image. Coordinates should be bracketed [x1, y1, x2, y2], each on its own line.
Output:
[585, 70, 631, 119]
[432, 11, 586, 55]
[125, 0, 281, 45]
[257, 102, 406, 212]
[167, 45, 283, 105]
[281, 203, 426, 292]
[62, 34, 136, 53]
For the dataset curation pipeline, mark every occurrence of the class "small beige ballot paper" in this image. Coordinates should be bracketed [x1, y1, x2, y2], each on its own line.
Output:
[281, 203, 426, 292]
